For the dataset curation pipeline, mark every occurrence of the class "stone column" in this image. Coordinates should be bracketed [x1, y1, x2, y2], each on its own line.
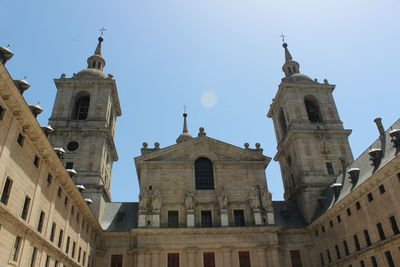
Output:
[253, 209, 262, 225]
[136, 249, 146, 267]
[152, 211, 160, 227]
[255, 247, 267, 267]
[222, 247, 232, 266]
[186, 247, 198, 267]
[220, 209, 229, 227]
[151, 249, 161, 267]
[266, 245, 282, 267]
[187, 210, 195, 227]
[138, 211, 146, 227]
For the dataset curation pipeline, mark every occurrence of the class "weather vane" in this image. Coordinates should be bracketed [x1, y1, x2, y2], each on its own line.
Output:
[99, 27, 106, 37]
[182, 104, 188, 113]
[279, 33, 287, 43]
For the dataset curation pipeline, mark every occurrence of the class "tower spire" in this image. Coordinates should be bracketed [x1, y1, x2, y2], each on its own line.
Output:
[281, 42, 300, 77]
[94, 36, 103, 56]
[176, 112, 193, 144]
[87, 36, 106, 71]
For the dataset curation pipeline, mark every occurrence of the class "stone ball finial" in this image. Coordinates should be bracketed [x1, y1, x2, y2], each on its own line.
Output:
[255, 143, 261, 149]
[154, 142, 160, 148]
[98, 37, 104, 43]
[323, 79, 328, 84]
[61, 73, 66, 79]
[244, 143, 250, 148]
[198, 127, 206, 137]
[282, 43, 288, 48]
[108, 74, 113, 79]
[142, 142, 148, 148]
[314, 78, 318, 82]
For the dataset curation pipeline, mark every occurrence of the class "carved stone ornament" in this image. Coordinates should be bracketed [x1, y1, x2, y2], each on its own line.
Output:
[261, 188, 273, 209]
[138, 189, 148, 212]
[249, 186, 260, 209]
[151, 189, 162, 211]
[185, 191, 196, 211]
[217, 187, 228, 209]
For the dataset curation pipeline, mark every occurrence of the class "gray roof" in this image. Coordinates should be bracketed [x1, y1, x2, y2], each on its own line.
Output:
[101, 202, 138, 231]
[273, 200, 307, 228]
[313, 119, 400, 220]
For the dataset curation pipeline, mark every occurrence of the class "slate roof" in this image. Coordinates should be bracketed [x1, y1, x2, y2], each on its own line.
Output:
[101, 202, 138, 231]
[313, 119, 400, 220]
[273, 201, 307, 228]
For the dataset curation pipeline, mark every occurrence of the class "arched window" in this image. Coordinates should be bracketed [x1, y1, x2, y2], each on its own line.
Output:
[74, 96, 90, 120]
[304, 96, 323, 123]
[195, 157, 214, 190]
[279, 108, 287, 139]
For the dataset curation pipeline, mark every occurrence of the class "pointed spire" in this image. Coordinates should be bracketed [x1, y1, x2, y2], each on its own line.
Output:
[176, 113, 193, 144]
[94, 37, 103, 56]
[283, 43, 292, 62]
[281, 42, 301, 78]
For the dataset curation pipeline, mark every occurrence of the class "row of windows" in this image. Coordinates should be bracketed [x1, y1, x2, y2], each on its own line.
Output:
[319, 216, 399, 265]
[7, 234, 91, 267]
[321, 249, 395, 267]
[316, 183, 388, 236]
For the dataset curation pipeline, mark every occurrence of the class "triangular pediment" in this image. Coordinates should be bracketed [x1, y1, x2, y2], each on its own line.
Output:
[135, 136, 271, 165]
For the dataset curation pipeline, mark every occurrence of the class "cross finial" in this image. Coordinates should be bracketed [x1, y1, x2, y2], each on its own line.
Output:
[279, 33, 287, 43]
[99, 27, 106, 37]
[182, 104, 188, 113]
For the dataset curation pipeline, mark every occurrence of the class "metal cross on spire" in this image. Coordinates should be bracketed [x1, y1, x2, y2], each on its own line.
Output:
[182, 104, 188, 113]
[279, 33, 287, 43]
[99, 27, 106, 37]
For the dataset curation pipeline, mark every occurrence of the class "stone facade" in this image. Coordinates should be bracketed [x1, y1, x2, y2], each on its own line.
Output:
[0, 38, 399, 267]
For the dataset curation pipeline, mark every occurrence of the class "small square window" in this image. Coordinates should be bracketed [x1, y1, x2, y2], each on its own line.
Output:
[337, 215, 341, 223]
[347, 208, 352, 216]
[57, 187, 62, 198]
[17, 133, 25, 147]
[330, 220, 333, 227]
[47, 174, 52, 185]
[355, 201, 361, 210]
[66, 162, 74, 169]
[379, 184, 385, 194]
[367, 193, 374, 202]
[33, 155, 40, 168]
[322, 226, 325, 233]
[315, 230, 319, 236]
[326, 162, 334, 175]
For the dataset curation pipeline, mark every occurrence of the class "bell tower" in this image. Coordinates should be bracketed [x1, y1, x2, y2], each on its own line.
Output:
[48, 37, 121, 220]
[267, 42, 353, 223]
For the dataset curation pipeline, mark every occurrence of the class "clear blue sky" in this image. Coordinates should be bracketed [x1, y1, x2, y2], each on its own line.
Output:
[2, 0, 399, 202]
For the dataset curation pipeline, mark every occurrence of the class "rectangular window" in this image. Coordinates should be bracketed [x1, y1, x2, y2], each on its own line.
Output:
[326, 162, 334, 175]
[367, 192, 374, 202]
[1, 177, 13, 205]
[203, 252, 215, 267]
[329, 220, 333, 227]
[234, 210, 245, 226]
[371, 256, 378, 267]
[168, 253, 179, 267]
[37, 211, 45, 232]
[168, 210, 179, 228]
[65, 236, 70, 254]
[319, 253, 324, 266]
[337, 215, 341, 223]
[54, 261, 58, 267]
[17, 133, 25, 146]
[355, 201, 361, 210]
[364, 229, 371, 246]
[347, 208, 351, 216]
[11, 236, 22, 261]
[360, 260, 365, 267]
[30, 247, 37, 267]
[335, 245, 341, 259]
[290, 250, 303, 267]
[50, 222, 56, 242]
[64, 196, 68, 206]
[201, 210, 212, 227]
[389, 216, 400, 235]
[315, 230, 318, 237]
[57, 187, 62, 198]
[0, 105, 5, 120]
[57, 229, 63, 248]
[45, 255, 50, 267]
[66, 162, 74, 169]
[71, 205, 75, 215]
[239, 251, 251, 267]
[47, 174, 52, 185]
[322, 226, 325, 233]
[72, 242, 76, 258]
[353, 235, 360, 251]
[21, 195, 31, 220]
[343, 240, 349, 256]
[111, 255, 122, 267]
[33, 155, 40, 168]
[326, 249, 331, 263]
[83, 251, 86, 266]
[385, 250, 395, 267]
[377, 223, 386, 241]
[78, 247, 82, 262]
[379, 184, 385, 194]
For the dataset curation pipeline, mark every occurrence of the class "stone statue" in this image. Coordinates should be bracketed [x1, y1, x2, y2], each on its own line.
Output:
[138, 189, 148, 211]
[217, 187, 228, 209]
[261, 188, 272, 209]
[185, 191, 196, 211]
[249, 186, 260, 209]
[152, 189, 162, 211]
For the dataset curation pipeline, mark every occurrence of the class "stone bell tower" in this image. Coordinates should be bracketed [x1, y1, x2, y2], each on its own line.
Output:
[267, 42, 353, 223]
[48, 36, 121, 220]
